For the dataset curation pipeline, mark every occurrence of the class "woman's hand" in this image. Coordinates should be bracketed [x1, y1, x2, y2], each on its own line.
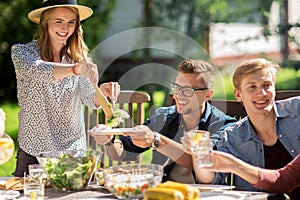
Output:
[201, 151, 259, 185]
[201, 151, 237, 173]
[100, 82, 120, 101]
[75, 58, 99, 85]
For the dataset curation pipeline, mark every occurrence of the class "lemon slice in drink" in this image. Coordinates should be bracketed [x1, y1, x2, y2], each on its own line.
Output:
[0, 138, 14, 148]
[0, 133, 15, 164]
[30, 191, 36, 200]
[191, 133, 202, 142]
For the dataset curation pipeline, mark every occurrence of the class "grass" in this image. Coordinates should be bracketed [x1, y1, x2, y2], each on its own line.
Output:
[276, 67, 300, 90]
[1, 67, 300, 176]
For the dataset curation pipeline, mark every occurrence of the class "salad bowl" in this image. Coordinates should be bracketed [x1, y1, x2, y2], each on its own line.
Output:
[37, 150, 102, 192]
[103, 164, 163, 199]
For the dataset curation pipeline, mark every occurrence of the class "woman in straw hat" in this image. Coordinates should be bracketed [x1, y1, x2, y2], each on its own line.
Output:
[11, 0, 119, 176]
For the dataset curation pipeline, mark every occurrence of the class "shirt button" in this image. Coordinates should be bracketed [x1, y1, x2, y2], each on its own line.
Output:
[291, 149, 295, 153]
[278, 134, 282, 138]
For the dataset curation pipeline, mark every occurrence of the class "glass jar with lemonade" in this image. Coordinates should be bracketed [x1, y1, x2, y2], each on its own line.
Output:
[0, 133, 14, 165]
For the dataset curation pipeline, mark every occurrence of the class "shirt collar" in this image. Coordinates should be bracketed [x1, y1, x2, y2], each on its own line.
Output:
[200, 102, 212, 124]
[274, 100, 290, 118]
[175, 102, 212, 129]
[241, 102, 280, 142]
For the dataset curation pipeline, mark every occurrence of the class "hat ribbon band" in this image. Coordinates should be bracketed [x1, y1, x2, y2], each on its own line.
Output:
[43, 0, 78, 7]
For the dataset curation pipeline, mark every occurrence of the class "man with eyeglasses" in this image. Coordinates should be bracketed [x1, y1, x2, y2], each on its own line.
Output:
[92, 59, 236, 183]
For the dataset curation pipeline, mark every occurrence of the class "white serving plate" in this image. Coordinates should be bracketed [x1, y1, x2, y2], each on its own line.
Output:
[200, 191, 245, 200]
[0, 190, 20, 199]
[88, 128, 136, 136]
[189, 184, 235, 192]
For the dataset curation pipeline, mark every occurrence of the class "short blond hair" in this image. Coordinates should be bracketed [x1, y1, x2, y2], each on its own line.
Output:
[232, 58, 280, 89]
[178, 59, 215, 89]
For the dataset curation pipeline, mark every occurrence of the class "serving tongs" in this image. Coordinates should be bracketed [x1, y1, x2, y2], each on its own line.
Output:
[93, 84, 113, 119]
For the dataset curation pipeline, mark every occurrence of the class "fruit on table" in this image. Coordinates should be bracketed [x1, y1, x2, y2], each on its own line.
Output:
[156, 181, 198, 200]
[144, 187, 184, 200]
[144, 181, 199, 200]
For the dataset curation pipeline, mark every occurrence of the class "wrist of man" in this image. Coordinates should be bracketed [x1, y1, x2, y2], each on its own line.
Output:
[105, 135, 115, 146]
[151, 132, 161, 150]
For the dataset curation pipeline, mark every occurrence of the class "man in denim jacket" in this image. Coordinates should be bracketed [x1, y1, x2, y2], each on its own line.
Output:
[92, 59, 236, 183]
[193, 58, 300, 199]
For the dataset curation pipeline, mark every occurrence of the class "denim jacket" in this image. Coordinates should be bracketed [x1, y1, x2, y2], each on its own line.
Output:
[214, 96, 300, 191]
[120, 102, 237, 182]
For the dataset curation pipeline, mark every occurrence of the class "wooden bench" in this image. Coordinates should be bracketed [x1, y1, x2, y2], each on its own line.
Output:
[275, 90, 300, 100]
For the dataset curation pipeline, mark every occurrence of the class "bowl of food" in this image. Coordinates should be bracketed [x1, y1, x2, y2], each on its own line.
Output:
[37, 150, 102, 192]
[103, 164, 163, 199]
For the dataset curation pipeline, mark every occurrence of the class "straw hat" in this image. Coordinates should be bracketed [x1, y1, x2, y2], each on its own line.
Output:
[28, 0, 93, 23]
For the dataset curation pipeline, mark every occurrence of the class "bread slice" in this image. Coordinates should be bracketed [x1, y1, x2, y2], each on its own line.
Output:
[5, 177, 24, 190]
[0, 182, 5, 190]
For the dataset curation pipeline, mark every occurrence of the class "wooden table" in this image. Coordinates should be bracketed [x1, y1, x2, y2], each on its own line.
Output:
[0, 177, 117, 200]
[1, 184, 117, 199]
[199, 190, 289, 200]
[6, 187, 290, 200]
[43, 186, 116, 199]
[0, 177, 290, 199]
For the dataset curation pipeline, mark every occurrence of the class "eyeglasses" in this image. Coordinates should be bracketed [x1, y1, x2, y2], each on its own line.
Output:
[170, 83, 208, 97]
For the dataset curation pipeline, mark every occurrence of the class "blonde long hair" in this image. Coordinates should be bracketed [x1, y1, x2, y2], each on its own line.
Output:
[34, 7, 88, 62]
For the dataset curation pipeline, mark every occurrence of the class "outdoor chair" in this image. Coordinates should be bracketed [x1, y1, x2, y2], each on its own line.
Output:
[275, 90, 300, 100]
[85, 90, 151, 167]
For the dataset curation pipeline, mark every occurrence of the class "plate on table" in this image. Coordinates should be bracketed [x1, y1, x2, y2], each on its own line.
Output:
[189, 184, 235, 192]
[88, 128, 136, 136]
[199, 191, 245, 200]
[0, 190, 20, 199]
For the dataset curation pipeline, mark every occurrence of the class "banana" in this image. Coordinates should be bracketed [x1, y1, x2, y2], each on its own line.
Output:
[144, 187, 184, 200]
[155, 181, 199, 200]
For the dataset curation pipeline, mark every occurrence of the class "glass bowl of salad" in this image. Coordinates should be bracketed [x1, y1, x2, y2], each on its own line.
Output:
[37, 150, 102, 192]
[103, 164, 163, 199]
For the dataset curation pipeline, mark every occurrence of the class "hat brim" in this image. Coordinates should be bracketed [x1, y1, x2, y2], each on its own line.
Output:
[28, 5, 93, 23]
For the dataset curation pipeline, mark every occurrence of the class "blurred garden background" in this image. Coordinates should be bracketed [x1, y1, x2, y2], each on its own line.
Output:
[2, 0, 300, 176]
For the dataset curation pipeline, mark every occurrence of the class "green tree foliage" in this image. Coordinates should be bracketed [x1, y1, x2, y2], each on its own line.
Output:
[148, 0, 300, 65]
[0, 0, 115, 103]
[147, 0, 273, 50]
[78, 0, 116, 49]
[133, 0, 277, 105]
